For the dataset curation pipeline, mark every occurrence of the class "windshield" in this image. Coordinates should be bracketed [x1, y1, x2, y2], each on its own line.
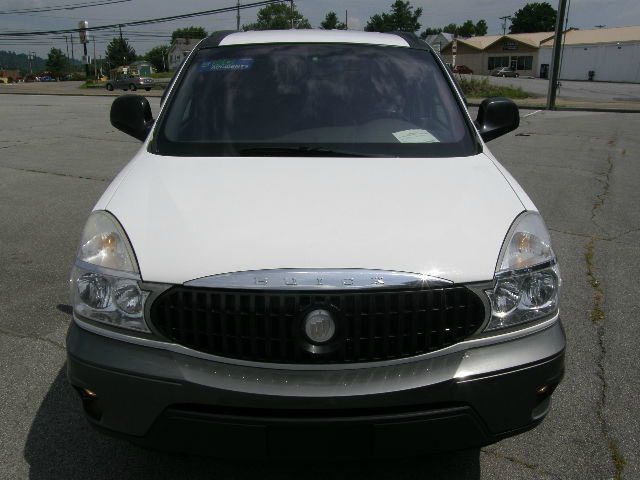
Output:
[155, 43, 477, 157]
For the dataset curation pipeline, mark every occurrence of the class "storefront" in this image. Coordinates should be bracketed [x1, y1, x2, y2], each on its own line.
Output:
[441, 32, 554, 77]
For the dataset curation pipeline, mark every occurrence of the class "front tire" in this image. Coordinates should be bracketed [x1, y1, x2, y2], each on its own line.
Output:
[106, 84, 114, 91]
[145, 88, 151, 91]
[129, 83, 137, 91]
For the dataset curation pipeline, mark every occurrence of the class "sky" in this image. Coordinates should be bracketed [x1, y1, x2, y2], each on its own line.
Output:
[1, 0, 639, 59]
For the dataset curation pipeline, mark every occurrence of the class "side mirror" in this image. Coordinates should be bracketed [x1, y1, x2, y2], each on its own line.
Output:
[110, 95, 154, 142]
[475, 97, 519, 142]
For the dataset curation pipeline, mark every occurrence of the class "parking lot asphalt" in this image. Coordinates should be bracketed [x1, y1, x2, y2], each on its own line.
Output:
[475, 74, 640, 102]
[1, 95, 639, 479]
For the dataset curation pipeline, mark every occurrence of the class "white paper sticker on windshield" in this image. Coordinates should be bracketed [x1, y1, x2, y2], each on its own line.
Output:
[392, 129, 440, 144]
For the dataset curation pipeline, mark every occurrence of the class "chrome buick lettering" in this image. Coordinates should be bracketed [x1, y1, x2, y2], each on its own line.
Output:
[186, 270, 452, 290]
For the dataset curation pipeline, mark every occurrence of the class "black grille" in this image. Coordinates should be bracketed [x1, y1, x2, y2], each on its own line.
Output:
[150, 286, 485, 364]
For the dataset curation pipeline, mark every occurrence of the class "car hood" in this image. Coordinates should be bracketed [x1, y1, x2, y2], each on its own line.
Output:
[102, 153, 525, 284]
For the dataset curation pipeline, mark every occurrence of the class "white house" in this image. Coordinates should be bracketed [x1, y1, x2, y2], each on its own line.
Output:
[539, 26, 640, 83]
[168, 38, 197, 70]
[422, 32, 454, 54]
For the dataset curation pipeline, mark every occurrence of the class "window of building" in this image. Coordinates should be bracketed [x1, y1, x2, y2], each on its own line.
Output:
[514, 56, 533, 71]
[488, 56, 510, 70]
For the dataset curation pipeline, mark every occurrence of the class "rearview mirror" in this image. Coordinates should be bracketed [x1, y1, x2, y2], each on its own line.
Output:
[475, 97, 519, 142]
[110, 95, 154, 142]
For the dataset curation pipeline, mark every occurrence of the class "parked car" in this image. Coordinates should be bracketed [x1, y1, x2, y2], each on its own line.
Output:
[105, 74, 154, 91]
[68, 30, 564, 459]
[492, 67, 519, 78]
[453, 64, 473, 74]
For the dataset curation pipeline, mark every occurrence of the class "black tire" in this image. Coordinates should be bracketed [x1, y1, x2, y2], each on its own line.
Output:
[145, 88, 151, 91]
[129, 83, 137, 91]
[106, 83, 114, 91]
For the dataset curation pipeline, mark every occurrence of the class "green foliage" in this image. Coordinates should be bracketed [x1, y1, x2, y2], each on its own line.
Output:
[510, 2, 557, 33]
[364, 1, 422, 33]
[243, 3, 311, 30]
[458, 20, 476, 37]
[45, 48, 69, 77]
[442, 23, 458, 34]
[0, 50, 46, 75]
[145, 45, 169, 72]
[321, 11, 346, 30]
[171, 26, 207, 42]
[105, 37, 136, 68]
[420, 27, 443, 39]
[426, 19, 488, 38]
[458, 77, 530, 99]
[475, 19, 488, 36]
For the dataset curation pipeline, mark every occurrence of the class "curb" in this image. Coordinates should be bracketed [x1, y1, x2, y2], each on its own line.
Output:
[0, 91, 162, 98]
[467, 101, 640, 114]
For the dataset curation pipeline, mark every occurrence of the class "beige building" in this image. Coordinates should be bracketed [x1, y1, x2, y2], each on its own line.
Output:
[539, 26, 640, 82]
[441, 32, 555, 77]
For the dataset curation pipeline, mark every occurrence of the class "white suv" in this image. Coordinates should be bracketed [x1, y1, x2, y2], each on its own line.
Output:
[67, 30, 564, 459]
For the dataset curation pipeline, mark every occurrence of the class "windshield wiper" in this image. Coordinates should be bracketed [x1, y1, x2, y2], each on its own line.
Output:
[239, 146, 387, 157]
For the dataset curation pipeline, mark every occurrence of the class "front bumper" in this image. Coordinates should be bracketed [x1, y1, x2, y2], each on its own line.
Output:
[66, 319, 565, 458]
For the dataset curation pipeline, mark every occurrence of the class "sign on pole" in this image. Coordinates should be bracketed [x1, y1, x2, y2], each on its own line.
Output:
[79, 21, 89, 44]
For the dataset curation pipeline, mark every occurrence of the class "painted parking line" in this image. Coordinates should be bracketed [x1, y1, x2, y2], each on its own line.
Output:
[523, 109, 542, 118]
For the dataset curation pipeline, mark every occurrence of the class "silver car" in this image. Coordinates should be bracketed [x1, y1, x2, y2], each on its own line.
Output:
[492, 67, 520, 78]
[105, 74, 154, 92]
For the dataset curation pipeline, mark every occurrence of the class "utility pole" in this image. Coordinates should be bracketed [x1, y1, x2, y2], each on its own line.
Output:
[119, 24, 123, 41]
[546, 0, 568, 110]
[499, 16, 511, 35]
[70, 34, 75, 68]
[290, 0, 294, 29]
[345, 9, 348, 29]
[93, 36, 97, 79]
[64, 35, 70, 74]
[236, 0, 241, 31]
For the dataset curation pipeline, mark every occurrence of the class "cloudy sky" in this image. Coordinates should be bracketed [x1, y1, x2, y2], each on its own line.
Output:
[1, 0, 639, 58]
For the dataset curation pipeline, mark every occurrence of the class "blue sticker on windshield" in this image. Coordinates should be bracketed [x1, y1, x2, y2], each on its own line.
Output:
[199, 58, 254, 72]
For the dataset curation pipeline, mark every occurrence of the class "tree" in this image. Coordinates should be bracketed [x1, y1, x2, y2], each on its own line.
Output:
[364, 1, 422, 33]
[105, 37, 136, 68]
[171, 26, 207, 42]
[458, 20, 476, 37]
[45, 48, 68, 77]
[510, 2, 557, 33]
[145, 45, 169, 72]
[475, 19, 488, 36]
[243, 3, 311, 30]
[420, 27, 443, 39]
[321, 11, 346, 30]
[442, 23, 458, 35]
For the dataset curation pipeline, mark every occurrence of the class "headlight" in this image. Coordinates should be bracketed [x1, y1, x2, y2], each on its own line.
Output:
[485, 212, 561, 331]
[71, 211, 150, 332]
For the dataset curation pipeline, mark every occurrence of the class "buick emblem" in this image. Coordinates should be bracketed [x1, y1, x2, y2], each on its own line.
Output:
[303, 309, 336, 345]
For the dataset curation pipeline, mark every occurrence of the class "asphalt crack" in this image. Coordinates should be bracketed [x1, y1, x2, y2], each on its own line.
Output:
[587, 137, 626, 480]
[0, 326, 65, 351]
[549, 226, 640, 243]
[0, 164, 108, 182]
[482, 449, 559, 478]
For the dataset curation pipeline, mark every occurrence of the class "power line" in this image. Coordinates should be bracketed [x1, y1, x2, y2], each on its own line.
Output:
[0, 0, 281, 37]
[0, 0, 133, 15]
